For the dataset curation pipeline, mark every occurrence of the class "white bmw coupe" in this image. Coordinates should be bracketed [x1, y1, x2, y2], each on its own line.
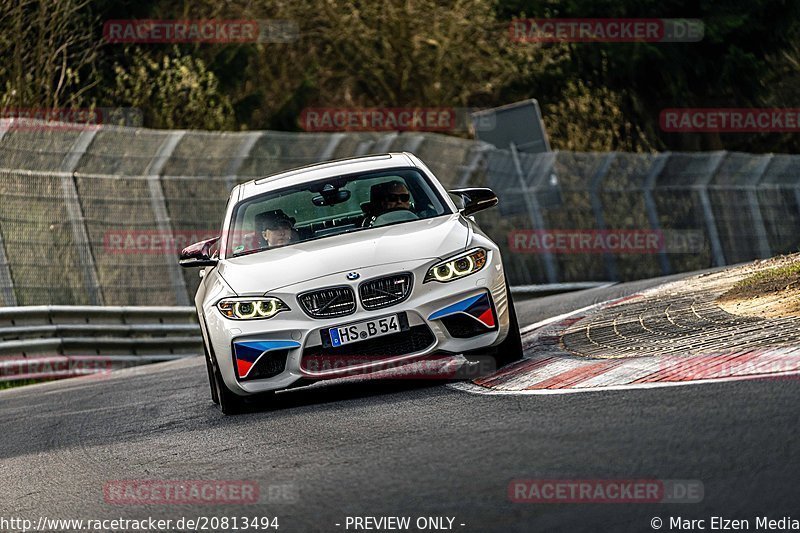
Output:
[180, 152, 522, 414]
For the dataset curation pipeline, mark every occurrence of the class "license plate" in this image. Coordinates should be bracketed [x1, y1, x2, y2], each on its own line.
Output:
[329, 314, 401, 347]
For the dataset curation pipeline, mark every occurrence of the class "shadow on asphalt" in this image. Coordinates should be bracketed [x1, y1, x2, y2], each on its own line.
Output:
[229, 376, 457, 416]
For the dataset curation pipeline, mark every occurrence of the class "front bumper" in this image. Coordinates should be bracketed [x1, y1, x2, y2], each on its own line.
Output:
[203, 253, 510, 396]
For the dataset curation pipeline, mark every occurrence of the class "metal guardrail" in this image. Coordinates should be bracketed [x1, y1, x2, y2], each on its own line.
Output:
[0, 305, 201, 382]
[510, 282, 615, 295]
[0, 284, 607, 383]
[0, 305, 196, 319]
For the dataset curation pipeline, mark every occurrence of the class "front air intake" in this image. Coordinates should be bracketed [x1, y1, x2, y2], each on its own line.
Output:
[359, 273, 413, 310]
[297, 286, 357, 318]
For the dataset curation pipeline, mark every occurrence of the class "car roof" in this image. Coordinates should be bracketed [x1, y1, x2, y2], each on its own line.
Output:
[235, 152, 417, 201]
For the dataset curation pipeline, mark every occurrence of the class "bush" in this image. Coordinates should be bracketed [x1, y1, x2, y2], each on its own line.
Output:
[109, 47, 235, 130]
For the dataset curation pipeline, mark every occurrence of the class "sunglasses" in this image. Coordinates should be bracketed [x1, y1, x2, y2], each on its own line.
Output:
[385, 193, 410, 202]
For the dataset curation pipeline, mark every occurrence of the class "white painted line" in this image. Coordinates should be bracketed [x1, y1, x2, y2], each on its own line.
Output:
[519, 301, 607, 335]
[448, 369, 800, 395]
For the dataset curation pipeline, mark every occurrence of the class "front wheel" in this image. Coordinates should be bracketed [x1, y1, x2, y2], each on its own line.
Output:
[462, 282, 524, 371]
[489, 287, 524, 368]
[203, 344, 219, 405]
[211, 359, 247, 415]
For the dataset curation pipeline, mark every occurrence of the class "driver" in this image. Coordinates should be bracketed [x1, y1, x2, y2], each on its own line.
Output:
[363, 180, 413, 226]
[378, 180, 411, 212]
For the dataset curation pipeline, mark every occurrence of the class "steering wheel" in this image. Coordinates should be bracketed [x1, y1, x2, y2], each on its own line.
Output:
[370, 208, 419, 227]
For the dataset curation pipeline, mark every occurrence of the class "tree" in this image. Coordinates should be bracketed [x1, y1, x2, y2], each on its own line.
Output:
[0, 0, 100, 109]
[495, 0, 800, 152]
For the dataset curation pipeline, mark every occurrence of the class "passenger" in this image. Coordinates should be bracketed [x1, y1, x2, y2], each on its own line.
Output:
[256, 210, 298, 247]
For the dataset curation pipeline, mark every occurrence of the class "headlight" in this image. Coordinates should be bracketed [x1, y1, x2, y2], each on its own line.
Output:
[424, 248, 488, 283]
[217, 297, 289, 320]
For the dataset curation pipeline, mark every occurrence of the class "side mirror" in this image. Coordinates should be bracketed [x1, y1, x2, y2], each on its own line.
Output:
[179, 236, 220, 268]
[449, 188, 498, 217]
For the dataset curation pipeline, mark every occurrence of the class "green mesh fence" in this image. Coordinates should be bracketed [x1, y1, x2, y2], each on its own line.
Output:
[0, 120, 798, 305]
[0, 169, 91, 305]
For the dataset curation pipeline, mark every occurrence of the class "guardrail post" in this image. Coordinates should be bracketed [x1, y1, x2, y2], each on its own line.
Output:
[697, 152, 727, 267]
[60, 129, 103, 305]
[510, 143, 558, 283]
[224, 132, 262, 192]
[643, 153, 671, 275]
[589, 153, 618, 281]
[145, 132, 190, 306]
[744, 154, 774, 259]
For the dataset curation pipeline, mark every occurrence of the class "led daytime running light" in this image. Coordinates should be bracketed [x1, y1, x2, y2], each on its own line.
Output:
[425, 248, 487, 283]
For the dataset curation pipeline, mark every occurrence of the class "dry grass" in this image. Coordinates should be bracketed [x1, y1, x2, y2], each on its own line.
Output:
[0, 379, 39, 390]
[717, 255, 800, 318]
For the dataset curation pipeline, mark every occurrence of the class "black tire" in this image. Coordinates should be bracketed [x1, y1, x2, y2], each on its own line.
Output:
[490, 287, 524, 368]
[203, 344, 220, 405]
[462, 282, 524, 371]
[211, 358, 246, 415]
[199, 315, 220, 405]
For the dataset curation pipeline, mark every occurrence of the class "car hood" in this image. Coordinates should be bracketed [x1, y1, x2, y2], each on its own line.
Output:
[217, 214, 470, 295]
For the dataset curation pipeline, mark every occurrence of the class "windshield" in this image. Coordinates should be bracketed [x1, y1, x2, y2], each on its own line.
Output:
[226, 167, 452, 257]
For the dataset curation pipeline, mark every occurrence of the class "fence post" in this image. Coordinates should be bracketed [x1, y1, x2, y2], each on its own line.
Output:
[373, 132, 399, 153]
[401, 134, 426, 154]
[643, 152, 671, 275]
[224, 132, 262, 191]
[510, 143, 558, 283]
[456, 143, 491, 188]
[0, 217, 15, 306]
[589, 153, 618, 281]
[697, 151, 727, 267]
[144, 131, 190, 306]
[317, 132, 347, 161]
[354, 138, 376, 156]
[747, 154, 773, 259]
[795, 187, 800, 225]
[60, 129, 103, 305]
[0, 123, 17, 305]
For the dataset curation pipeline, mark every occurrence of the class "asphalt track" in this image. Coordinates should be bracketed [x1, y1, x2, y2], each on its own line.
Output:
[2, 271, 799, 532]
